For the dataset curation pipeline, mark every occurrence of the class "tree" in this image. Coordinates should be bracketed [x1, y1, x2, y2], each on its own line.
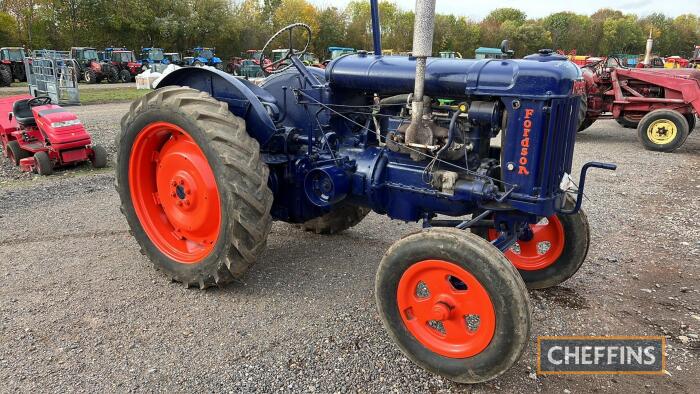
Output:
[601, 15, 644, 54]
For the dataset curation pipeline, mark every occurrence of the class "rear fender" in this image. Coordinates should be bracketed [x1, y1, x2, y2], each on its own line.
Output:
[157, 67, 277, 145]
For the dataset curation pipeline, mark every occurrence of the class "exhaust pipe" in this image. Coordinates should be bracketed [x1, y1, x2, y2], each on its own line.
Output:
[643, 29, 653, 66]
[405, 0, 436, 148]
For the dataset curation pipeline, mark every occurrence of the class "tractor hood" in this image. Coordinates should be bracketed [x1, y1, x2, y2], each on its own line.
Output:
[630, 67, 700, 82]
[325, 54, 582, 99]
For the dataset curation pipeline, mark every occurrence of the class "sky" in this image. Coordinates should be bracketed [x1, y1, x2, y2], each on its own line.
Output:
[309, 0, 700, 20]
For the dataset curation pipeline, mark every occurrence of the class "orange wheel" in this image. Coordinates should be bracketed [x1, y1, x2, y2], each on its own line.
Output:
[116, 87, 273, 288]
[397, 259, 496, 358]
[129, 122, 221, 263]
[375, 228, 530, 383]
[488, 216, 564, 271]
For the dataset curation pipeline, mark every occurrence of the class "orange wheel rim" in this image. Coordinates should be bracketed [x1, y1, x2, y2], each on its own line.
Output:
[489, 216, 565, 271]
[397, 260, 496, 358]
[128, 122, 221, 264]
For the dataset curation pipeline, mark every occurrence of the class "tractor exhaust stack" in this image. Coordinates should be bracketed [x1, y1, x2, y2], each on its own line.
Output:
[405, 0, 436, 148]
[643, 29, 653, 66]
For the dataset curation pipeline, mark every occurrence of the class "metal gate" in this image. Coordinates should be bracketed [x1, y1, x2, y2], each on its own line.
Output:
[24, 50, 80, 105]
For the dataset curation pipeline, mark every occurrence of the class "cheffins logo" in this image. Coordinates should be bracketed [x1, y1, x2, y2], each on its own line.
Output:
[537, 336, 665, 374]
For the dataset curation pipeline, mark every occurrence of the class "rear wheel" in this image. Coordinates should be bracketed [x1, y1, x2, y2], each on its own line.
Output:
[119, 69, 132, 83]
[299, 202, 370, 234]
[116, 86, 273, 288]
[577, 118, 595, 133]
[376, 228, 530, 383]
[637, 109, 689, 152]
[34, 151, 53, 175]
[91, 145, 107, 168]
[615, 114, 641, 129]
[107, 68, 119, 84]
[6, 140, 30, 165]
[684, 113, 696, 133]
[0, 68, 11, 87]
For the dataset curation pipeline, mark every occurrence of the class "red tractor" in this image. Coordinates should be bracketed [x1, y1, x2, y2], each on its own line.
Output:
[0, 95, 107, 175]
[104, 48, 142, 82]
[226, 49, 270, 75]
[579, 56, 699, 152]
[70, 47, 117, 84]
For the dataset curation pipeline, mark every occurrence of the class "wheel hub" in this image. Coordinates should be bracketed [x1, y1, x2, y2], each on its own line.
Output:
[647, 119, 677, 145]
[396, 259, 496, 358]
[128, 122, 221, 263]
[489, 215, 565, 271]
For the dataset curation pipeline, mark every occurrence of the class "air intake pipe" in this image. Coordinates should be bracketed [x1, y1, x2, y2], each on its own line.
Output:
[405, 0, 436, 146]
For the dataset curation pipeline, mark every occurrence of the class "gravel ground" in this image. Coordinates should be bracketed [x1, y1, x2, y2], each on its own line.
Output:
[1, 102, 699, 392]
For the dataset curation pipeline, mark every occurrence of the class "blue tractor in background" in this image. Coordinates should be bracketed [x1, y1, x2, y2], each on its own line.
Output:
[139, 47, 168, 71]
[185, 47, 224, 70]
[115, 0, 615, 384]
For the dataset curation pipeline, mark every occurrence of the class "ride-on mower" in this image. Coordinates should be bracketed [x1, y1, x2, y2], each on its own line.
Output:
[116, 0, 615, 383]
[0, 95, 107, 175]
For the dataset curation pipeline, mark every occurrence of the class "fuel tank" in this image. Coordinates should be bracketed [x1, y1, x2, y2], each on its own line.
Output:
[325, 53, 582, 99]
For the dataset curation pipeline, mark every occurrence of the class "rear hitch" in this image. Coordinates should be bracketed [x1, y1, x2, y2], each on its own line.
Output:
[559, 161, 617, 214]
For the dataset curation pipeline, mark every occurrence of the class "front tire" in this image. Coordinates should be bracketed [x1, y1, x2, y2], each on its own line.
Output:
[34, 151, 53, 175]
[116, 86, 273, 288]
[637, 109, 689, 152]
[84, 69, 97, 84]
[376, 228, 530, 383]
[91, 145, 107, 168]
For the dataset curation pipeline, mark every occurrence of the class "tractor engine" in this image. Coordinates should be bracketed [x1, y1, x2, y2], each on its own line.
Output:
[245, 52, 590, 230]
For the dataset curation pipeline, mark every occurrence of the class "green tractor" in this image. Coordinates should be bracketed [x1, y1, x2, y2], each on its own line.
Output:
[0, 47, 27, 86]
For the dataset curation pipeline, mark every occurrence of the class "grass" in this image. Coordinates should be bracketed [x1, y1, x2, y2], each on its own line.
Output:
[78, 87, 148, 105]
[0, 83, 148, 104]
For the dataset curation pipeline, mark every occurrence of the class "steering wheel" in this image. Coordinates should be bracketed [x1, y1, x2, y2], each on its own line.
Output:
[259, 23, 311, 76]
[28, 96, 52, 107]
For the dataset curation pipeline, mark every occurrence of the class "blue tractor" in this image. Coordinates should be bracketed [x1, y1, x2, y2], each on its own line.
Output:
[186, 47, 224, 70]
[139, 47, 167, 71]
[115, 0, 614, 383]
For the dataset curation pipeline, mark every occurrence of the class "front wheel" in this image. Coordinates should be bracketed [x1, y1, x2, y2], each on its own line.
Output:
[90, 145, 107, 168]
[116, 86, 273, 288]
[376, 228, 530, 383]
[34, 151, 53, 175]
[637, 109, 689, 152]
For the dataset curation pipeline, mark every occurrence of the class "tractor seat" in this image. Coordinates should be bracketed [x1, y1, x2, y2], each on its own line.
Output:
[12, 99, 36, 127]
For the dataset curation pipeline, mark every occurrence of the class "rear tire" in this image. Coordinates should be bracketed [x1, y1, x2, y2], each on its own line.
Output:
[0, 68, 11, 87]
[116, 86, 273, 288]
[577, 118, 595, 133]
[34, 151, 53, 175]
[637, 109, 689, 152]
[684, 113, 696, 134]
[615, 114, 641, 129]
[120, 69, 132, 83]
[91, 145, 107, 168]
[376, 228, 530, 383]
[6, 140, 30, 165]
[107, 68, 119, 84]
[300, 202, 370, 234]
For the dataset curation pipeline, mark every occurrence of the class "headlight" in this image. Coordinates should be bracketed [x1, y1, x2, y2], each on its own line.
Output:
[51, 119, 82, 128]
